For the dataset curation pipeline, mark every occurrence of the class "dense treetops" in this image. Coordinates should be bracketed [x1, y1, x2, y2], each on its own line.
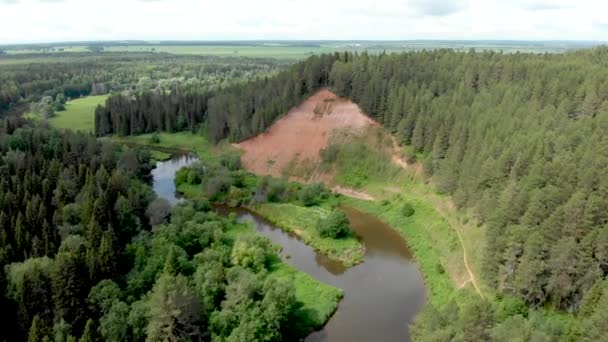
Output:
[94, 54, 338, 140]
[0, 118, 158, 340]
[329, 48, 608, 311]
[0, 117, 313, 341]
[0, 53, 287, 116]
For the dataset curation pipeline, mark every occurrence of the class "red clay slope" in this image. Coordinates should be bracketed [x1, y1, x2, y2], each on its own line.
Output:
[236, 88, 378, 177]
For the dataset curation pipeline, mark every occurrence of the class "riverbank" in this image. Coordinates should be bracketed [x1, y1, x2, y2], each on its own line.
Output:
[174, 172, 366, 267]
[222, 215, 343, 334]
[116, 132, 469, 293]
[340, 195, 459, 306]
[147, 150, 352, 337]
[111, 132, 232, 164]
[248, 202, 365, 267]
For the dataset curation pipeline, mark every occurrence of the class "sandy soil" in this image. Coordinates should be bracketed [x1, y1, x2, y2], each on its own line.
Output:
[236, 88, 378, 177]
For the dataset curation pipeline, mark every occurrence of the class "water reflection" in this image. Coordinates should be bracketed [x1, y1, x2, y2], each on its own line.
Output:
[151, 153, 198, 205]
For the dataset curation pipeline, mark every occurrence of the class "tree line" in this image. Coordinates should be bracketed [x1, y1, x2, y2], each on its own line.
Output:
[94, 54, 338, 140]
[0, 52, 287, 116]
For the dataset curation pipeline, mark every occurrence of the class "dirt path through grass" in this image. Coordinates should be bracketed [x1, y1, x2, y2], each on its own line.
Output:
[389, 151, 484, 298]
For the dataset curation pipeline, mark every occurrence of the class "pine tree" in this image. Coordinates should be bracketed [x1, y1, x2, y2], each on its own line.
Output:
[52, 252, 88, 334]
[28, 315, 49, 342]
[163, 245, 180, 276]
[97, 228, 117, 280]
[79, 319, 99, 342]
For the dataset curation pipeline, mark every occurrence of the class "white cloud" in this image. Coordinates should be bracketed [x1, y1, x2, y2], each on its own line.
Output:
[407, 0, 470, 16]
[0, 0, 606, 44]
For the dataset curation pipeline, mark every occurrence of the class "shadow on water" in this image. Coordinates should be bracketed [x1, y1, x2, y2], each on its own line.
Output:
[154, 156, 427, 342]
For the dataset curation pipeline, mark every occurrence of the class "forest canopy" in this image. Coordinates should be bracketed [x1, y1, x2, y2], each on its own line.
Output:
[0, 117, 318, 341]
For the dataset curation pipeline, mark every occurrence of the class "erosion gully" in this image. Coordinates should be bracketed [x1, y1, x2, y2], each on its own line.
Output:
[152, 154, 427, 342]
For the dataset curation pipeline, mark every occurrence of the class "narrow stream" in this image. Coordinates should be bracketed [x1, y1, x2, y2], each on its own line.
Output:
[151, 153, 198, 205]
[152, 154, 427, 342]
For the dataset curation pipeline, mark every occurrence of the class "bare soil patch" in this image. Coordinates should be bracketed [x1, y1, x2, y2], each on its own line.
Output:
[236, 88, 378, 177]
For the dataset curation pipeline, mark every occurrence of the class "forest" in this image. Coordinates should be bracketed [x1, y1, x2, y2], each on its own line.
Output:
[0, 116, 324, 341]
[0, 52, 287, 117]
[94, 53, 337, 141]
[92, 47, 608, 339]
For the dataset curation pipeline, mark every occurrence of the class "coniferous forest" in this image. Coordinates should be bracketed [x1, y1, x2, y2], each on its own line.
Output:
[92, 47, 608, 340]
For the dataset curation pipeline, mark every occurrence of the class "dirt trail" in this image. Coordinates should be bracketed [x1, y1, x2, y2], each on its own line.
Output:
[389, 154, 484, 298]
[332, 186, 375, 201]
[452, 220, 484, 297]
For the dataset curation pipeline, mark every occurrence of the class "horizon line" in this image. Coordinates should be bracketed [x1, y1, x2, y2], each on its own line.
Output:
[1, 39, 606, 47]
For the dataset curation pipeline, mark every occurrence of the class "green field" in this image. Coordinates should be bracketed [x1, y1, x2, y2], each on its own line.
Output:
[104, 45, 338, 59]
[47, 95, 108, 132]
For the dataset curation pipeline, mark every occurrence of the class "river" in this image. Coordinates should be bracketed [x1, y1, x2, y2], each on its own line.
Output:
[152, 154, 427, 342]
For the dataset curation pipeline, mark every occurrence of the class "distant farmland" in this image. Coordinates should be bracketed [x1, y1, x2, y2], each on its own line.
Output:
[1, 40, 602, 59]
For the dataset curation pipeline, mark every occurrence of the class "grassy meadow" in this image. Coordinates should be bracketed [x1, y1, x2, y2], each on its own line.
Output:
[46, 95, 108, 132]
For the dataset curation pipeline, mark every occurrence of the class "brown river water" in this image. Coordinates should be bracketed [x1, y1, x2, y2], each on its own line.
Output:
[153, 154, 427, 342]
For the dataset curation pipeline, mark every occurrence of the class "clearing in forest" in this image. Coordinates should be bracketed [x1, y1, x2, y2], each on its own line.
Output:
[48, 95, 108, 132]
[237, 88, 378, 178]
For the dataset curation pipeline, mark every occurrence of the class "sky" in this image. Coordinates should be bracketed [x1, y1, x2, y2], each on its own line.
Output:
[0, 0, 606, 44]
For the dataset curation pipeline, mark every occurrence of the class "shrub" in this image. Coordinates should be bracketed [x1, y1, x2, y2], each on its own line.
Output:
[267, 178, 288, 202]
[403, 150, 417, 163]
[298, 183, 328, 206]
[318, 210, 350, 239]
[150, 132, 161, 144]
[205, 174, 233, 200]
[175, 168, 189, 186]
[220, 153, 242, 171]
[231, 235, 271, 272]
[495, 297, 528, 322]
[402, 203, 415, 217]
[187, 169, 202, 184]
[146, 198, 171, 226]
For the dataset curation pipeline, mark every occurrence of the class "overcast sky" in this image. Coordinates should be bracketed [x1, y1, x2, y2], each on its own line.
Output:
[0, 0, 606, 44]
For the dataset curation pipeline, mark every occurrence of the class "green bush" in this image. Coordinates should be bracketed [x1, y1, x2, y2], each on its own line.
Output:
[298, 183, 329, 206]
[317, 210, 350, 239]
[150, 132, 161, 144]
[175, 168, 189, 186]
[402, 203, 415, 217]
[187, 169, 202, 184]
[220, 152, 242, 171]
